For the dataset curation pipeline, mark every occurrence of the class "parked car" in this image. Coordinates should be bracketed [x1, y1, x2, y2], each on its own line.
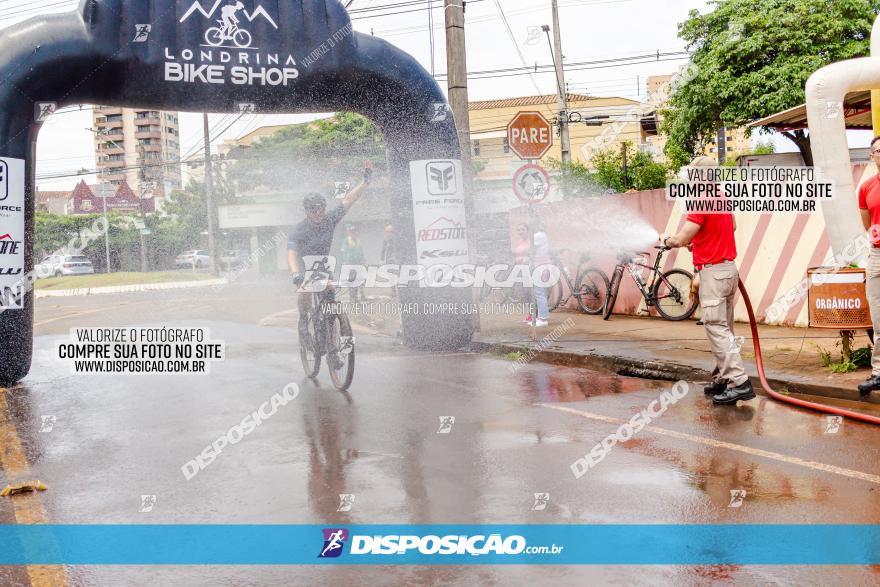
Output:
[220, 249, 249, 269]
[175, 250, 211, 269]
[35, 254, 95, 278]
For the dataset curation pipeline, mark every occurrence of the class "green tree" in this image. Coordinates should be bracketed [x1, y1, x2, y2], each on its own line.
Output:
[591, 142, 670, 192]
[662, 0, 880, 169]
[722, 139, 777, 166]
[229, 112, 386, 194]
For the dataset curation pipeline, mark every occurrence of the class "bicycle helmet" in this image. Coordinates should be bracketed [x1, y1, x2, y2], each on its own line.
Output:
[303, 193, 327, 211]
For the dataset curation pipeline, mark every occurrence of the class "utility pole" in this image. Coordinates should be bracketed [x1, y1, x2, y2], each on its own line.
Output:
[445, 0, 472, 179]
[203, 113, 218, 275]
[550, 0, 571, 163]
[137, 142, 164, 273]
[89, 127, 115, 273]
[621, 142, 628, 191]
[445, 0, 479, 331]
[716, 126, 727, 165]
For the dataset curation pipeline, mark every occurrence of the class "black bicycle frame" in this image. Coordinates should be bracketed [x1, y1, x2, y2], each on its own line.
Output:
[617, 249, 672, 305]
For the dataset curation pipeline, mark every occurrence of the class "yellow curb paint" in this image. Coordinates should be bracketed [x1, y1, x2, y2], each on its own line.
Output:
[0, 388, 67, 587]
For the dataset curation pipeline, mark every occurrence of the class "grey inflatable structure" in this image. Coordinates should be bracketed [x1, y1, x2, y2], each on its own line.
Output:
[0, 0, 474, 384]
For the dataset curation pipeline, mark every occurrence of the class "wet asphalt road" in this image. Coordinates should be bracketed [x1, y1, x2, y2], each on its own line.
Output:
[1, 282, 879, 585]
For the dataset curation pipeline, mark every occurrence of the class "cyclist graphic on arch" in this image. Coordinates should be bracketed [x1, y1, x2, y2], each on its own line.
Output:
[204, 1, 253, 49]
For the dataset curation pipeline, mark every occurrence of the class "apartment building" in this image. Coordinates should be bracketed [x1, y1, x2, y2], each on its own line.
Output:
[92, 107, 183, 202]
[644, 73, 752, 162]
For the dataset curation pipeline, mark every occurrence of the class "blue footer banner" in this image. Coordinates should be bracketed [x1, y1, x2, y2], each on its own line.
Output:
[0, 525, 878, 565]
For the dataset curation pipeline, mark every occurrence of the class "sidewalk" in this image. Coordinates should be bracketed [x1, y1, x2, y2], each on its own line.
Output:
[348, 299, 879, 407]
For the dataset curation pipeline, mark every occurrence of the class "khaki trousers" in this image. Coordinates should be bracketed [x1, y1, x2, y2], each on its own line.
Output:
[866, 249, 880, 375]
[698, 261, 748, 387]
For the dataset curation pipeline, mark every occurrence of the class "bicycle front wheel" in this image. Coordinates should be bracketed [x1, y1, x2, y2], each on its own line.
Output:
[575, 268, 610, 315]
[603, 268, 622, 321]
[327, 313, 355, 391]
[233, 29, 253, 48]
[299, 307, 322, 379]
[654, 269, 698, 321]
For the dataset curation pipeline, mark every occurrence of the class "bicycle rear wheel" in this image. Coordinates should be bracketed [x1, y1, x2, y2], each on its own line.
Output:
[327, 313, 356, 391]
[603, 267, 623, 321]
[547, 263, 566, 311]
[575, 268, 610, 315]
[654, 269, 698, 321]
[299, 310, 322, 378]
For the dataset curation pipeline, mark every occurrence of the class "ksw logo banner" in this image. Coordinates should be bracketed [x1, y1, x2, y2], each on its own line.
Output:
[410, 160, 469, 268]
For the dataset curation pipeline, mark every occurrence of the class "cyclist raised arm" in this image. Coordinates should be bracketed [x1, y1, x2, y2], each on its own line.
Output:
[340, 160, 373, 212]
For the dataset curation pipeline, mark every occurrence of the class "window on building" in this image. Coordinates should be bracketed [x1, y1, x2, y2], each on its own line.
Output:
[709, 148, 715, 153]
[503, 138, 510, 154]
[473, 140, 481, 157]
[727, 147, 733, 152]
[81, 199, 93, 211]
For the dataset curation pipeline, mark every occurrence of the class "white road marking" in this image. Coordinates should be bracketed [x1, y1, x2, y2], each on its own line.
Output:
[540, 403, 880, 485]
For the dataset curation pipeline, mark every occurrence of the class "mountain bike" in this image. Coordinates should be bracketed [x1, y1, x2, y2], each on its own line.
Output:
[603, 246, 697, 321]
[205, 20, 253, 49]
[547, 250, 610, 315]
[298, 258, 356, 391]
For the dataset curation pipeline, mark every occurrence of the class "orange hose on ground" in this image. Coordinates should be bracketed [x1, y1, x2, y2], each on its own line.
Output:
[738, 279, 880, 425]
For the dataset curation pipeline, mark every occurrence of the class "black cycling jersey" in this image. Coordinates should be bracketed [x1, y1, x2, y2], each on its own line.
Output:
[287, 204, 347, 257]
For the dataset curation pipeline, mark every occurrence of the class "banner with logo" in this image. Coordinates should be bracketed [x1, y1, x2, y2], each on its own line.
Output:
[409, 159, 469, 268]
[0, 524, 878, 564]
[0, 157, 24, 309]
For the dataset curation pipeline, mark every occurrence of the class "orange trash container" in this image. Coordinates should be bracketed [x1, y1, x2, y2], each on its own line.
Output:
[807, 267, 873, 329]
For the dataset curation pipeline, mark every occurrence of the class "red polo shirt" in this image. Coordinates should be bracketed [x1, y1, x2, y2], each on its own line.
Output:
[685, 212, 737, 269]
[858, 175, 880, 246]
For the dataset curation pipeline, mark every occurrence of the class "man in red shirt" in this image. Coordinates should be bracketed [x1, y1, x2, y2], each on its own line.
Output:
[664, 160, 752, 405]
[857, 136, 880, 396]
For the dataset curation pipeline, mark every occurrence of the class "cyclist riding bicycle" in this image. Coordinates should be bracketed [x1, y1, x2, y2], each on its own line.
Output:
[288, 161, 373, 334]
[220, 1, 245, 38]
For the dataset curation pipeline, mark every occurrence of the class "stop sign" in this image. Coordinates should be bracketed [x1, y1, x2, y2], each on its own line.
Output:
[507, 111, 554, 160]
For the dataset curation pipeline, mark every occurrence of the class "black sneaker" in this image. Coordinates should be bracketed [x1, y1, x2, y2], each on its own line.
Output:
[704, 381, 728, 396]
[712, 380, 755, 405]
[857, 375, 880, 397]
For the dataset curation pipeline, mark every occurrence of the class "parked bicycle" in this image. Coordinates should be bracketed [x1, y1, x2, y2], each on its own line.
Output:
[603, 246, 697, 321]
[546, 250, 610, 315]
[475, 254, 531, 305]
[298, 258, 356, 391]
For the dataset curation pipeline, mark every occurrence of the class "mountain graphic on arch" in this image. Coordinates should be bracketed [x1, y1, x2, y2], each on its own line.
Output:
[180, 1, 279, 28]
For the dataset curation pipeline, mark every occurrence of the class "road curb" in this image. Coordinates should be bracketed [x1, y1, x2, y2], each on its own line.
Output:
[473, 340, 879, 406]
[36, 278, 228, 298]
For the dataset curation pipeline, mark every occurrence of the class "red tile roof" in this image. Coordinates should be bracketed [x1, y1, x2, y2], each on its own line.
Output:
[36, 190, 69, 204]
[468, 93, 596, 111]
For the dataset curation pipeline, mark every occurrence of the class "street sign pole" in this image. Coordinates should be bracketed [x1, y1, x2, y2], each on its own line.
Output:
[101, 190, 111, 273]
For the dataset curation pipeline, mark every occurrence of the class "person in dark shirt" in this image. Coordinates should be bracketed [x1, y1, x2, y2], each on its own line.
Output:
[288, 161, 372, 328]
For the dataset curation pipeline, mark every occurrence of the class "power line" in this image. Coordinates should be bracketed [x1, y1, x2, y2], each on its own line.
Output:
[491, 0, 554, 119]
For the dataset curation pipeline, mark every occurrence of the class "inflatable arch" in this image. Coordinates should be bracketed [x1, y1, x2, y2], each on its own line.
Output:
[0, 0, 474, 384]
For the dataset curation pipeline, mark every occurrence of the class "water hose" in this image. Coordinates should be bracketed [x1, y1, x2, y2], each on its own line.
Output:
[738, 279, 880, 425]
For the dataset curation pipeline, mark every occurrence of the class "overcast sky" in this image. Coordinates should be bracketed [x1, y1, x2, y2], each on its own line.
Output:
[0, 0, 858, 192]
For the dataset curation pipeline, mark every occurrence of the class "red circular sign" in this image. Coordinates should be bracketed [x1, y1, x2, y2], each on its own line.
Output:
[507, 111, 554, 160]
[512, 163, 551, 203]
